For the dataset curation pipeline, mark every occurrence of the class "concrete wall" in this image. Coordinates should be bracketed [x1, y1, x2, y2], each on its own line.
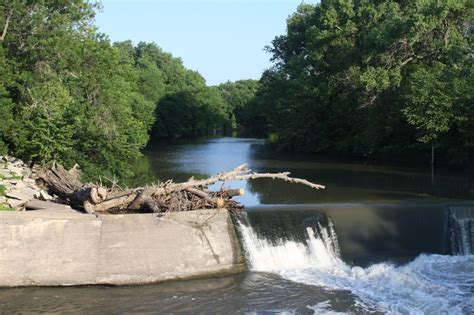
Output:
[0, 209, 246, 286]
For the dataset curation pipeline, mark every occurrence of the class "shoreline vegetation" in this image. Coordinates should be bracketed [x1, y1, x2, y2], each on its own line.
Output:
[0, 1, 472, 185]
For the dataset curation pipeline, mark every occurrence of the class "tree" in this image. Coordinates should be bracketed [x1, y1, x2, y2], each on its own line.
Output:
[217, 80, 259, 132]
[252, 0, 473, 165]
[0, 1, 157, 178]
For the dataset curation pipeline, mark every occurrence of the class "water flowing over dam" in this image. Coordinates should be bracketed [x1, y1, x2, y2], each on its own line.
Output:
[237, 206, 474, 314]
[448, 206, 474, 255]
[1, 138, 473, 314]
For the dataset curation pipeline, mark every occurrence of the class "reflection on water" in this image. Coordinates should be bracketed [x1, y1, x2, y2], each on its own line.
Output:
[0, 272, 365, 314]
[127, 137, 473, 205]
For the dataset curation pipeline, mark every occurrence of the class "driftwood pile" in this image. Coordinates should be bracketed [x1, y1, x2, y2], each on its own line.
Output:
[36, 162, 325, 214]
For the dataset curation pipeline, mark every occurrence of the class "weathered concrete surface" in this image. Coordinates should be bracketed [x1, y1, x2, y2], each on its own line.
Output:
[0, 211, 101, 286]
[0, 209, 246, 287]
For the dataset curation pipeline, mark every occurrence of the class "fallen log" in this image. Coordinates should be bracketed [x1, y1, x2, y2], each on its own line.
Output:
[185, 187, 225, 208]
[37, 163, 325, 214]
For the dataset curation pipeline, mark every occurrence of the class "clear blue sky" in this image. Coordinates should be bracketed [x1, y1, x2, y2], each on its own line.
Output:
[95, 0, 318, 86]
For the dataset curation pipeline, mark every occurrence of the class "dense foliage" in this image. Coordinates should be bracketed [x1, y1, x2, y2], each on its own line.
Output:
[0, 1, 232, 178]
[1, 0, 472, 180]
[216, 80, 260, 134]
[250, 0, 473, 165]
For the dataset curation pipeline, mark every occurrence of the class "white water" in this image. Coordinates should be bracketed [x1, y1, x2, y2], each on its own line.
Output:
[449, 207, 474, 255]
[238, 220, 474, 314]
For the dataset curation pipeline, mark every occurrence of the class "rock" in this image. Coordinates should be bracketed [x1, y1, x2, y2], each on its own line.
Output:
[7, 198, 25, 208]
[7, 166, 23, 176]
[21, 169, 32, 177]
[0, 169, 11, 177]
[23, 177, 36, 184]
[26, 200, 73, 212]
[6, 187, 38, 201]
[3, 179, 19, 185]
[14, 181, 25, 189]
[0, 196, 6, 203]
[39, 190, 53, 201]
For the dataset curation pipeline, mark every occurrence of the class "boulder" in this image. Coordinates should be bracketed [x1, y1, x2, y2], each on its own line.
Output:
[0, 169, 11, 177]
[6, 187, 38, 201]
[39, 190, 53, 201]
[7, 166, 24, 176]
[7, 198, 25, 208]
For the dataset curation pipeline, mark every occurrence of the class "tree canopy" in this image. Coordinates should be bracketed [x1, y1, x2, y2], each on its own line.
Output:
[0, 1, 233, 179]
[0, 0, 472, 180]
[248, 0, 473, 164]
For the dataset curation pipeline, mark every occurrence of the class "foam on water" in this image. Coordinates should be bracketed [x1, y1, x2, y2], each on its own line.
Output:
[237, 219, 474, 314]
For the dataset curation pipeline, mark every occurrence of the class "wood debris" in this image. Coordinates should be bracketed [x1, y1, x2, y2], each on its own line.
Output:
[37, 162, 325, 214]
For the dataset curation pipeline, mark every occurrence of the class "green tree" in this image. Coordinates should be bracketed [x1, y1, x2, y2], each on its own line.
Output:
[217, 80, 259, 132]
[254, 0, 473, 165]
[0, 1, 157, 178]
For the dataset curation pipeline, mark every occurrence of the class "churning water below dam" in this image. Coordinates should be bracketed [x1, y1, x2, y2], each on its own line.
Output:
[238, 205, 474, 314]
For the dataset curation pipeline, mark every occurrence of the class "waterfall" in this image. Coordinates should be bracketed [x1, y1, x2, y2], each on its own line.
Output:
[236, 210, 474, 314]
[447, 206, 474, 255]
[237, 215, 342, 272]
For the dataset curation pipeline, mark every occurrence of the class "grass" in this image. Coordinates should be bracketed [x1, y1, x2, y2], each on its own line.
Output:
[0, 174, 22, 180]
[0, 204, 14, 211]
[0, 184, 5, 196]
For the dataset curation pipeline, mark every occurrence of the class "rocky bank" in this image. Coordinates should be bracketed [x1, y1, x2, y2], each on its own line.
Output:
[0, 156, 53, 211]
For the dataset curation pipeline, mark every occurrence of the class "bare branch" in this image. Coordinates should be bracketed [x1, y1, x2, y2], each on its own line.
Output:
[39, 163, 325, 214]
[401, 56, 414, 66]
[0, 9, 12, 42]
[149, 163, 325, 195]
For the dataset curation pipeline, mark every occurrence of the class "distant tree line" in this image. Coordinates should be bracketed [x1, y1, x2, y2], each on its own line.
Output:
[234, 0, 474, 166]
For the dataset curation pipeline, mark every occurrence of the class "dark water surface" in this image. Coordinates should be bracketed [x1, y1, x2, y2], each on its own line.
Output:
[2, 137, 473, 314]
[0, 273, 365, 314]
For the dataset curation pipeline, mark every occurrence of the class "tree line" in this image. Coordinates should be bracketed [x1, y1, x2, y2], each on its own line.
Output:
[0, 0, 472, 180]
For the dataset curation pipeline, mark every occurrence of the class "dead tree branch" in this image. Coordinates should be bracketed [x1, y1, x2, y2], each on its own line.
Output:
[38, 163, 325, 214]
[0, 9, 12, 42]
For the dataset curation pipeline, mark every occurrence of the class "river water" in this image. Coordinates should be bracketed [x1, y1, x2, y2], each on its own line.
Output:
[1, 137, 473, 314]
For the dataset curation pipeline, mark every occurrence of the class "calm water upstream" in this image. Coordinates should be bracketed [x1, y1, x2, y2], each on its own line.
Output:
[1, 137, 473, 314]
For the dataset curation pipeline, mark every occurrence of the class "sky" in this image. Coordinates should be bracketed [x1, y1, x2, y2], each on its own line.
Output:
[95, 0, 318, 86]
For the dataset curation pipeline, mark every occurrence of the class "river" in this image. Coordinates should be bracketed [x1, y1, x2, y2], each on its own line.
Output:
[1, 137, 473, 314]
